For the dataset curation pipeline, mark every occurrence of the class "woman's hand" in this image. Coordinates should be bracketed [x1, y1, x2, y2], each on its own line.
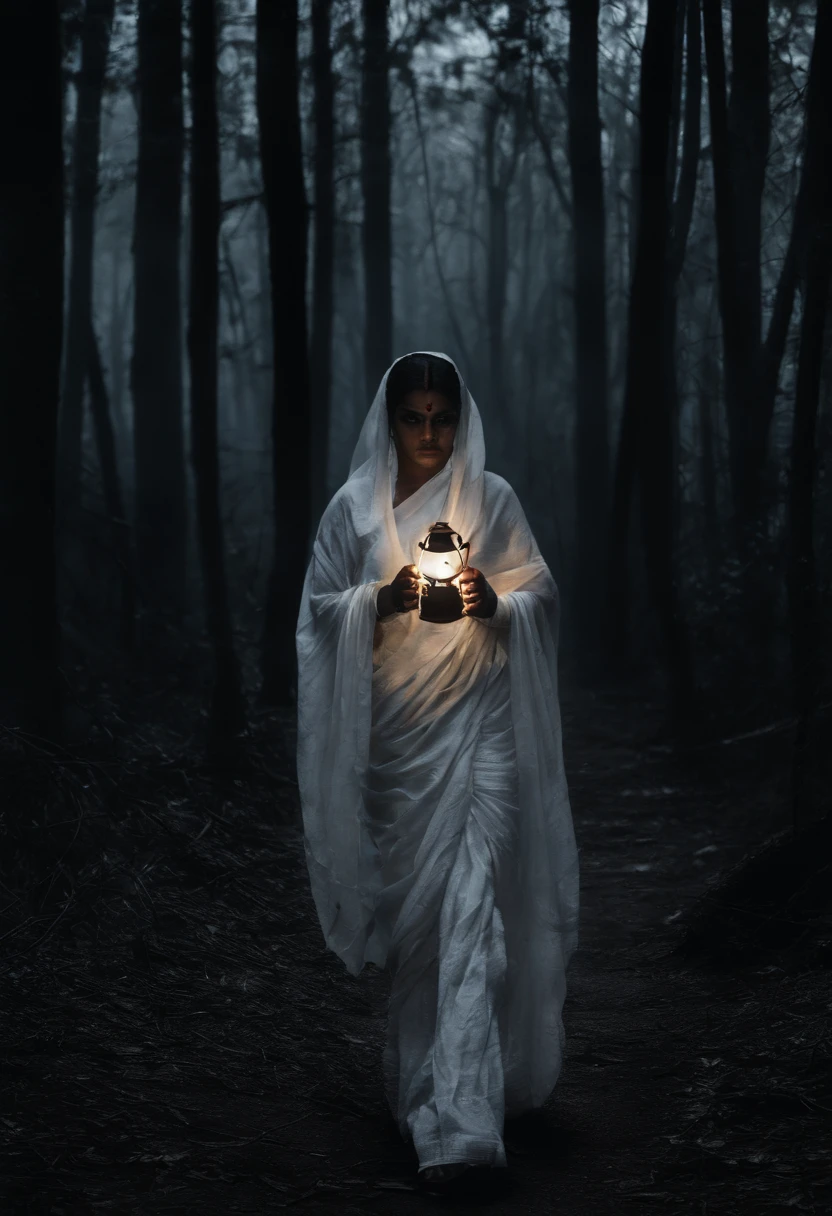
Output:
[377, 565, 421, 617]
[458, 567, 498, 619]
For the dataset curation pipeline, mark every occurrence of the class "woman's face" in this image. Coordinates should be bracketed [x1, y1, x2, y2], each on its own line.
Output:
[391, 389, 459, 475]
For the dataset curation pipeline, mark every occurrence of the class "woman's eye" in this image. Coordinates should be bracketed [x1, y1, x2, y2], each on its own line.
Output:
[400, 413, 457, 425]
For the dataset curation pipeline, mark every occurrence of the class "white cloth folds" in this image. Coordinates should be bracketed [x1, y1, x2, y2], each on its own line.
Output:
[296, 353, 579, 1162]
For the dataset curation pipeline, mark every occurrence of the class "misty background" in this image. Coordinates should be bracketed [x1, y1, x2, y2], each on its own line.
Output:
[42, 2, 829, 769]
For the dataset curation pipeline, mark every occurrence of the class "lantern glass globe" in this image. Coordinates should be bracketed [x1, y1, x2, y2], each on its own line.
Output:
[419, 550, 464, 581]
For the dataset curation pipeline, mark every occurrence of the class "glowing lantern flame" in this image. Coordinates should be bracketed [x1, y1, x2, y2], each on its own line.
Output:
[418, 549, 464, 581]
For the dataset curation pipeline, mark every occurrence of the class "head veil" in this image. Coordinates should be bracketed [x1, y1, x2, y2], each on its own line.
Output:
[344, 352, 486, 579]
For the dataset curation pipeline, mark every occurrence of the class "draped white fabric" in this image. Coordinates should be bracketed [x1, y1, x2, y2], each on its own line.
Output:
[296, 353, 579, 1165]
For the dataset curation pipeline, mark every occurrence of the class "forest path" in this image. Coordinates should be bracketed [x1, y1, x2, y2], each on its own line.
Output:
[2, 686, 826, 1214]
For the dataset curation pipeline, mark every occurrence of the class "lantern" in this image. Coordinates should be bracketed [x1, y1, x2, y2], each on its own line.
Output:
[417, 522, 470, 622]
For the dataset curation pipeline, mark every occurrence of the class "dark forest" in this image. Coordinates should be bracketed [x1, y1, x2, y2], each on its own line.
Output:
[1, 0, 830, 1211]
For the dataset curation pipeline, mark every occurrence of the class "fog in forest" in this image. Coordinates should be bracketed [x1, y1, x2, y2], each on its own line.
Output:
[50, 1, 829, 728]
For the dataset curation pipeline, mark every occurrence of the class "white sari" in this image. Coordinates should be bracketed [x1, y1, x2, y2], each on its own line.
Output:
[296, 353, 579, 1168]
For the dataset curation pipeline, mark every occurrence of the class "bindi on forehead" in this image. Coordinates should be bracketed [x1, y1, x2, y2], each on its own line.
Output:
[395, 395, 457, 418]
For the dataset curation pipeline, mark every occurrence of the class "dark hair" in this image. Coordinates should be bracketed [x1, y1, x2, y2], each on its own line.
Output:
[385, 353, 461, 422]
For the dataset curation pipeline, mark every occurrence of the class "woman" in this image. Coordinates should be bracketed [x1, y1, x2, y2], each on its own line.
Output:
[296, 352, 579, 1196]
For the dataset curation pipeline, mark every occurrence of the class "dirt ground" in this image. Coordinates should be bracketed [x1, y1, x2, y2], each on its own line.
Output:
[1, 685, 830, 1214]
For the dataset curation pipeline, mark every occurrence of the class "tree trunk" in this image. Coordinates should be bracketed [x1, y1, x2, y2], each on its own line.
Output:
[606, 376, 638, 666]
[670, 0, 702, 283]
[702, 0, 744, 523]
[787, 1, 832, 831]
[699, 336, 720, 586]
[483, 94, 522, 469]
[731, 0, 770, 520]
[513, 153, 536, 477]
[668, 0, 702, 550]
[255, 203, 272, 389]
[88, 320, 136, 650]
[606, 69, 645, 647]
[132, 0, 187, 625]
[59, 0, 115, 509]
[702, 0, 769, 530]
[615, 0, 695, 718]
[361, 0, 392, 398]
[0, 2, 64, 734]
[756, 177, 805, 464]
[221, 230, 255, 435]
[310, 0, 335, 520]
[484, 102, 509, 438]
[668, 0, 687, 198]
[727, 0, 769, 361]
[189, 0, 247, 746]
[567, 0, 610, 661]
[108, 247, 129, 457]
[256, 0, 311, 706]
